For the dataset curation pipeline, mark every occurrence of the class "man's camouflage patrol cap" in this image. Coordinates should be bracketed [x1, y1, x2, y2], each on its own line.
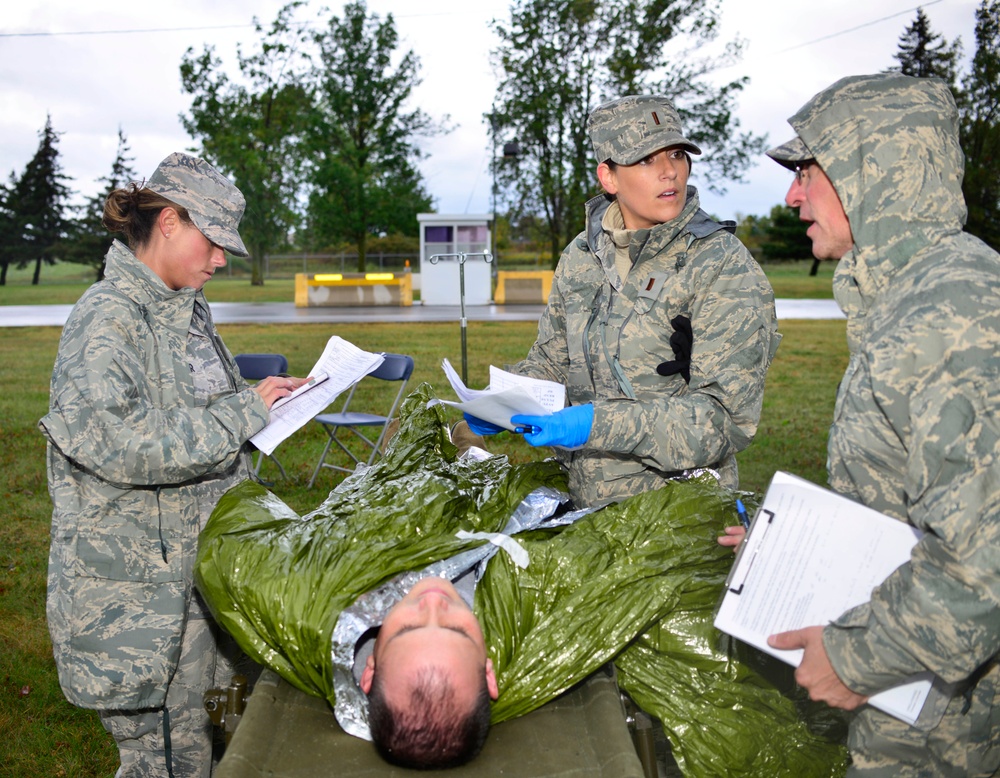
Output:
[145, 152, 249, 257]
[766, 136, 814, 171]
[588, 95, 702, 165]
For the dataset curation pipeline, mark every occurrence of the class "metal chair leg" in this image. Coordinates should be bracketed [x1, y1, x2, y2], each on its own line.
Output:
[254, 452, 288, 482]
[308, 436, 336, 489]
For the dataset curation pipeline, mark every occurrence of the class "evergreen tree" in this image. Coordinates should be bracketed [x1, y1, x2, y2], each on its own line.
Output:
[63, 128, 138, 281]
[760, 204, 814, 264]
[958, 0, 1000, 250]
[0, 174, 15, 285]
[306, 0, 442, 272]
[490, 0, 767, 266]
[8, 115, 73, 285]
[892, 7, 962, 86]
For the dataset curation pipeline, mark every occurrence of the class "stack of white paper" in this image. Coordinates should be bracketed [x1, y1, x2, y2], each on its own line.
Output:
[432, 359, 565, 431]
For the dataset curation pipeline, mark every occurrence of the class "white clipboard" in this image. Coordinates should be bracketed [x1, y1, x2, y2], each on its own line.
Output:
[715, 471, 934, 725]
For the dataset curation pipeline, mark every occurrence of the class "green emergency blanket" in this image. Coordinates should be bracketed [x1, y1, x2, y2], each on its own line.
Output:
[197, 385, 848, 776]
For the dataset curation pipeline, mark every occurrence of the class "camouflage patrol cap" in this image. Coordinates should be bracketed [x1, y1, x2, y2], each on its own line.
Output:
[588, 95, 702, 165]
[766, 136, 814, 171]
[145, 152, 249, 257]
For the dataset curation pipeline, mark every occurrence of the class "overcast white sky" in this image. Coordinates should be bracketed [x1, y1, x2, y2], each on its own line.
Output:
[0, 0, 980, 224]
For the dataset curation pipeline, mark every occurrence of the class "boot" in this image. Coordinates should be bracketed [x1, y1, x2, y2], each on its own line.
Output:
[450, 420, 488, 457]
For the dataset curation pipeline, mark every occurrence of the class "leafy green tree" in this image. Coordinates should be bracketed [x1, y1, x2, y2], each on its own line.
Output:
[734, 212, 770, 260]
[8, 115, 73, 285]
[489, 0, 767, 266]
[957, 0, 1000, 250]
[181, 1, 314, 285]
[62, 128, 138, 281]
[306, 1, 443, 272]
[891, 7, 962, 86]
[760, 204, 814, 265]
[488, 2, 596, 267]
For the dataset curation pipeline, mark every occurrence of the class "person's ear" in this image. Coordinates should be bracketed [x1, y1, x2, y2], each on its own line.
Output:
[596, 162, 618, 196]
[485, 658, 499, 701]
[360, 653, 376, 694]
[158, 207, 180, 239]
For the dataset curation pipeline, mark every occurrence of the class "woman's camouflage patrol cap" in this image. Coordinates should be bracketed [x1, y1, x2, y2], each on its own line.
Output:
[588, 94, 702, 165]
[145, 152, 249, 257]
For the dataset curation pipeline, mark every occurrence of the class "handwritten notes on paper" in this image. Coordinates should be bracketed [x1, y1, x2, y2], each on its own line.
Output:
[249, 337, 384, 456]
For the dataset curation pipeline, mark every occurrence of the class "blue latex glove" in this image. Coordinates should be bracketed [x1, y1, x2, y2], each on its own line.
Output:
[463, 412, 505, 436]
[511, 404, 594, 449]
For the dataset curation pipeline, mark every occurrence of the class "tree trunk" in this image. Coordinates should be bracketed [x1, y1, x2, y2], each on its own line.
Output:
[32, 256, 42, 285]
[356, 232, 367, 274]
[251, 249, 265, 286]
[809, 258, 821, 276]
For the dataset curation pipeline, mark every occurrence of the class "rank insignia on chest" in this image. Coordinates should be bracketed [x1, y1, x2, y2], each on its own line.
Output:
[638, 273, 666, 300]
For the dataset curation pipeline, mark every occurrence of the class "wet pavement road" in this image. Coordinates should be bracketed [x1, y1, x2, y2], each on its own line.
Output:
[0, 299, 844, 328]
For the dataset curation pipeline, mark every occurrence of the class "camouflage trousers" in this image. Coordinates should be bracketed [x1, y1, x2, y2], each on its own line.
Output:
[100, 601, 256, 778]
[847, 662, 1000, 777]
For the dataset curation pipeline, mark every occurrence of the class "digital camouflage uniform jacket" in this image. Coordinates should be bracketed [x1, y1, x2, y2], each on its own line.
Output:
[512, 188, 780, 505]
[39, 239, 269, 710]
[794, 74, 1000, 770]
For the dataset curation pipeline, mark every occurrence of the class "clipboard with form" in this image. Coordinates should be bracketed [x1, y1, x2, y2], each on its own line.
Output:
[714, 471, 935, 725]
[249, 337, 385, 456]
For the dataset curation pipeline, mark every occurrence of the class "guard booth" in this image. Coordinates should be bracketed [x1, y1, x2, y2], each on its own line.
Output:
[417, 214, 493, 305]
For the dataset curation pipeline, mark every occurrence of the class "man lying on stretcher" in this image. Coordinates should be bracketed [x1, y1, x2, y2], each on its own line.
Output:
[196, 386, 848, 776]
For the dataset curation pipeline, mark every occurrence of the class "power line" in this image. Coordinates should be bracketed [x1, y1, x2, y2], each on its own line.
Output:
[776, 0, 943, 54]
[0, 9, 494, 39]
[0, 23, 254, 38]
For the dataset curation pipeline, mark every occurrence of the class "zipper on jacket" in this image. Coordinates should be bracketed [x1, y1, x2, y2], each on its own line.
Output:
[156, 487, 168, 563]
[588, 285, 637, 400]
[583, 287, 604, 395]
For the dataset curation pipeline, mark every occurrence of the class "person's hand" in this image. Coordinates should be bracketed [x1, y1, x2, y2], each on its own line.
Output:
[717, 525, 746, 550]
[463, 413, 505, 436]
[253, 375, 310, 409]
[511, 404, 594, 449]
[768, 626, 868, 710]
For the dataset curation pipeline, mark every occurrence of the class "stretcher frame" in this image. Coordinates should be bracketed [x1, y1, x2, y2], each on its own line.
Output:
[215, 666, 653, 777]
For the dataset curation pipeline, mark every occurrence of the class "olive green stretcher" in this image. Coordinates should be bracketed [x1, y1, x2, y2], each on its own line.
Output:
[215, 668, 650, 778]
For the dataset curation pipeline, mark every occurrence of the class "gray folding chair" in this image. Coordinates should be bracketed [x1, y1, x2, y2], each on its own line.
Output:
[234, 353, 290, 481]
[307, 353, 414, 488]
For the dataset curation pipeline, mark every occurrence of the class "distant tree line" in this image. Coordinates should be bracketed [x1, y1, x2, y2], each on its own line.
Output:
[1, 1, 442, 285]
[889, 1, 1000, 251]
[1, 0, 997, 286]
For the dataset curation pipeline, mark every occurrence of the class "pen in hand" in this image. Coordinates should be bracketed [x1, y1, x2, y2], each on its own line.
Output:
[736, 499, 750, 531]
[514, 425, 540, 434]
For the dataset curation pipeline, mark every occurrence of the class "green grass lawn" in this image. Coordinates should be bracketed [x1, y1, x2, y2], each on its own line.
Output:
[0, 257, 836, 306]
[0, 286, 848, 776]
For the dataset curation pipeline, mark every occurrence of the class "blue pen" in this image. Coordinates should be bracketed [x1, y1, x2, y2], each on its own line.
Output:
[514, 425, 540, 434]
[735, 499, 750, 531]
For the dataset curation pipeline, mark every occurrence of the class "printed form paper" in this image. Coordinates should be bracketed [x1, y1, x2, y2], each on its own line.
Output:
[249, 337, 385, 456]
[431, 359, 565, 431]
[714, 471, 934, 725]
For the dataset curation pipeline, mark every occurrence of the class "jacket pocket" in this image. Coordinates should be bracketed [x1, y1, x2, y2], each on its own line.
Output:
[50, 531, 186, 710]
